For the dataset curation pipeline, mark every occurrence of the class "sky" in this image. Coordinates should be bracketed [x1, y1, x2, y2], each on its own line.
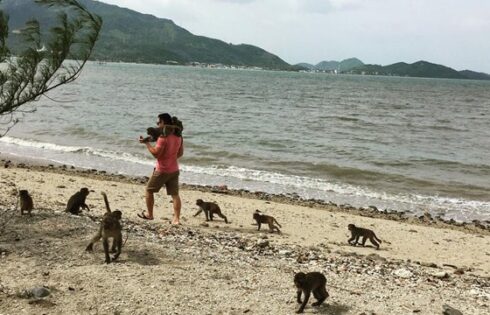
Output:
[99, 0, 490, 73]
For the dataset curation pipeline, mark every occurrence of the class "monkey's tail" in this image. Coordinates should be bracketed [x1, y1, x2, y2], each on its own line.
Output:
[123, 231, 129, 246]
[373, 234, 382, 243]
[15, 191, 20, 211]
[101, 192, 111, 213]
[329, 284, 362, 295]
[274, 219, 282, 228]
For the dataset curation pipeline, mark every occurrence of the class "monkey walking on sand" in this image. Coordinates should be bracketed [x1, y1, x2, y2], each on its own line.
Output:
[253, 210, 281, 233]
[19, 190, 33, 216]
[194, 199, 228, 223]
[347, 223, 382, 249]
[85, 192, 123, 264]
[294, 271, 329, 313]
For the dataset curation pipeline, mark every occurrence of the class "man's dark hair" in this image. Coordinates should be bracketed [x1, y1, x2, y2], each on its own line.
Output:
[158, 113, 172, 124]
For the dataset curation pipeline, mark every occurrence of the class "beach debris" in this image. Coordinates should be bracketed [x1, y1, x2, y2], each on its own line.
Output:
[420, 262, 438, 268]
[432, 271, 449, 279]
[256, 239, 269, 248]
[278, 249, 293, 257]
[366, 253, 386, 262]
[442, 304, 463, 315]
[468, 288, 490, 299]
[17, 287, 51, 299]
[393, 268, 413, 279]
[442, 263, 458, 269]
[211, 185, 229, 194]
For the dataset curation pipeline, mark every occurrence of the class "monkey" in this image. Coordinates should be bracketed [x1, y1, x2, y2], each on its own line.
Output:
[85, 192, 122, 264]
[194, 199, 228, 223]
[19, 190, 33, 216]
[141, 127, 163, 143]
[171, 116, 184, 137]
[294, 272, 329, 313]
[65, 188, 90, 215]
[347, 224, 382, 249]
[85, 192, 121, 253]
[253, 210, 281, 233]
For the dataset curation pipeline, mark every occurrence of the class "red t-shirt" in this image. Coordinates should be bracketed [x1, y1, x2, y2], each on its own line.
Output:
[155, 135, 182, 173]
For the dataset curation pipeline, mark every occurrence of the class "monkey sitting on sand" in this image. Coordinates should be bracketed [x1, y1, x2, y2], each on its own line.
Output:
[253, 210, 281, 233]
[347, 224, 382, 249]
[194, 199, 228, 223]
[65, 188, 90, 215]
[19, 190, 33, 216]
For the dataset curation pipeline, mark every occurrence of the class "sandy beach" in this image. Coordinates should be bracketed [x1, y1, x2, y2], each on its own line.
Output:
[0, 159, 489, 314]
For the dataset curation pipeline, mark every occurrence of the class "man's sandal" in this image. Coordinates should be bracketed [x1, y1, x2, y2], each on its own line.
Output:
[137, 211, 154, 220]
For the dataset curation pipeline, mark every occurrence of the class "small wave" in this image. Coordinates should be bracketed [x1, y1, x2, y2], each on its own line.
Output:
[429, 125, 468, 132]
[180, 164, 488, 212]
[0, 136, 153, 166]
[372, 160, 412, 167]
[304, 162, 388, 180]
[411, 157, 489, 170]
[336, 116, 359, 122]
[0, 136, 89, 153]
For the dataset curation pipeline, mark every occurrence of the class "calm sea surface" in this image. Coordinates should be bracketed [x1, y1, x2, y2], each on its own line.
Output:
[1, 62, 489, 221]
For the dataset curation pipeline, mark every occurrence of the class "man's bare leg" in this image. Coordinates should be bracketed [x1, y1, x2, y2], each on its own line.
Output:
[171, 194, 181, 224]
[144, 190, 155, 219]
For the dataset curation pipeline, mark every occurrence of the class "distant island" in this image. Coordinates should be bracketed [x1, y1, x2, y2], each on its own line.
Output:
[296, 58, 364, 73]
[296, 59, 490, 80]
[2, 0, 489, 79]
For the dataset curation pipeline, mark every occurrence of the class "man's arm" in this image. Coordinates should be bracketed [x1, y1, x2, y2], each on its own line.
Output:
[145, 139, 165, 158]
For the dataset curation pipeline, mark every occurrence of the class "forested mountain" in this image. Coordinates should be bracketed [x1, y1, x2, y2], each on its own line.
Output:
[3, 1, 488, 77]
[0, 0, 293, 69]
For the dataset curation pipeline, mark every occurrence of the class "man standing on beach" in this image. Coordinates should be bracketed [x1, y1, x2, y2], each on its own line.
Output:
[139, 113, 184, 225]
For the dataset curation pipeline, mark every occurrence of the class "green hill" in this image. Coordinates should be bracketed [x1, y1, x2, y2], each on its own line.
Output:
[338, 58, 364, 72]
[315, 60, 339, 71]
[296, 62, 315, 70]
[0, 0, 293, 70]
[348, 61, 473, 79]
[296, 58, 364, 72]
[459, 70, 490, 80]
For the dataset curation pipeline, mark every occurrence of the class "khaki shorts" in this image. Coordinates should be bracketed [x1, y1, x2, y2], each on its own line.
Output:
[146, 170, 180, 195]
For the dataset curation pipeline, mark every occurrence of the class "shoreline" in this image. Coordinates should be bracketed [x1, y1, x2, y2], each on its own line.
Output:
[1, 152, 489, 233]
[2, 137, 489, 223]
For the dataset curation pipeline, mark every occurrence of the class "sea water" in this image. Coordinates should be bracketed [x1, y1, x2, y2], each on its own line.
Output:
[1, 62, 489, 221]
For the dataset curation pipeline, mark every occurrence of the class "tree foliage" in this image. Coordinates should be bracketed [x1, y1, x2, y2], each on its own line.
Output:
[0, 0, 101, 135]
